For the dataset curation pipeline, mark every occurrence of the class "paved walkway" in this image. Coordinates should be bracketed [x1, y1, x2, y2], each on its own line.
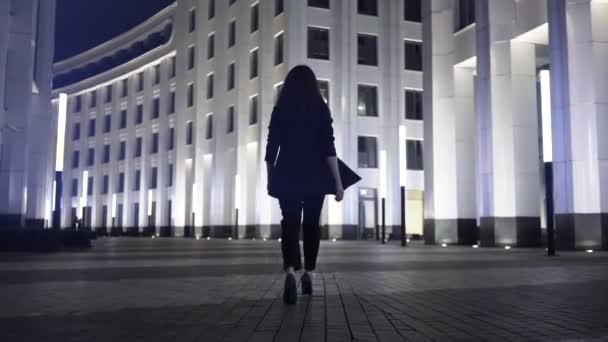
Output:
[0, 238, 607, 341]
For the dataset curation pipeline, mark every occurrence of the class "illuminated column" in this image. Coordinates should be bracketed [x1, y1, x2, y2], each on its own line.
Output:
[476, 0, 541, 247]
[549, 0, 608, 250]
[422, 0, 476, 245]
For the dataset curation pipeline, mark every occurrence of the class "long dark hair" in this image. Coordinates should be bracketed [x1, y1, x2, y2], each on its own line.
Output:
[276, 65, 328, 117]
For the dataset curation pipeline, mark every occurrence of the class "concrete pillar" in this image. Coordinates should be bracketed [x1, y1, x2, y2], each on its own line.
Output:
[422, 0, 477, 245]
[477, 0, 541, 247]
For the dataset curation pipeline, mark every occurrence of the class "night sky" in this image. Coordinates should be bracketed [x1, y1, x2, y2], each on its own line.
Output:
[54, 0, 175, 62]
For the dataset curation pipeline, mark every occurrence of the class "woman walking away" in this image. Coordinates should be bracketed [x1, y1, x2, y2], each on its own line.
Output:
[265, 65, 344, 305]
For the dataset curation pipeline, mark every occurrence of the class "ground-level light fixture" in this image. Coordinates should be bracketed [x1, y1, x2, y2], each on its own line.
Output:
[472, 245, 479, 248]
[505, 246, 512, 250]
[586, 249, 594, 253]
[441, 243, 447, 248]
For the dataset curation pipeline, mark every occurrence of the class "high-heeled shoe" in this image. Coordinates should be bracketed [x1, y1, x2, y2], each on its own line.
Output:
[283, 273, 297, 304]
[301, 272, 313, 295]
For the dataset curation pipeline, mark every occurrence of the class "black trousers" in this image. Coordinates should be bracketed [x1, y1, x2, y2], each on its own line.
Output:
[278, 194, 325, 272]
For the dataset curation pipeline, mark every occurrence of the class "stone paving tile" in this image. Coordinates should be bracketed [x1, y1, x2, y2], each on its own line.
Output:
[0, 239, 607, 341]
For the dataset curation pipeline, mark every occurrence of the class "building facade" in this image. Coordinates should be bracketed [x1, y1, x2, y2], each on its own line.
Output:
[0, 0, 57, 228]
[52, 0, 426, 239]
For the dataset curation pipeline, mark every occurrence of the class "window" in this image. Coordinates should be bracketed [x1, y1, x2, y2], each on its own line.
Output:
[227, 63, 235, 91]
[169, 91, 176, 114]
[154, 64, 161, 85]
[167, 164, 174, 186]
[250, 49, 259, 79]
[358, 85, 378, 117]
[358, 136, 378, 168]
[169, 56, 176, 78]
[250, 95, 258, 125]
[103, 114, 111, 133]
[118, 173, 125, 193]
[137, 72, 144, 92]
[73, 122, 81, 141]
[72, 150, 80, 169]
[150, 167, 158, 189]
[168, 127, 175, 150]
[87, 147, 95, 166]
[404, 41, 422, 71]
[405, 90, 423, 120]
[404, 0, 421, 22]
[135, 137, 142, 158]
[251, 4, 259, 33]
[102, 175, 109, 194]
[152, 98, 160, 119]
[308, 27, 330, 60]
[275, 0, 284, 16]
[105, 85, 112, 103]
[151, 133, 159, 154]
[455, 0, 475, 31]
[88, 118, 96, 137]
[120, 110, 127, 129]
[207, 34, 215, 59]
[309, 0, 329, 9]
[358, 0, 378, 16]
[74, 95, 82, 112]
[275, 33, 284, 66]
[189, 9, 196, 32]
[186, 121, 194, 145]
[87, 177, 93, 196]
[206, 114, 214, 139]
[207, 75, 214, 99]
[90, 91, 97, 108]
[72, 179, 78, 197]
[134, 170, 141, 191]
[122, 79, 128, 97]
[208, 0, 215, 19]
[407, 140, 424, 170]
[119, 141, 126, 161]
[318, 80, 329, 105]
[188, 84, 194, 107]
[227, 106, 235, 133]
[103, 145, 110, 163]
[188, 46, 195, 70]
[358, 34, 378, 66]
[136, 104, 143, 125]
[228, 20, 236, 48]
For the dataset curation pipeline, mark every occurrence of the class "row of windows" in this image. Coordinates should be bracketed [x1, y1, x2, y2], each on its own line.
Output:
[71, 164, 174, 197]
[309, 0, 422, 22]
[206, 0, 285, 21]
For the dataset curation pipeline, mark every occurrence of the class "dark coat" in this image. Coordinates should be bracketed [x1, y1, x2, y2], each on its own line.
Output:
[264, 105, 337, 199]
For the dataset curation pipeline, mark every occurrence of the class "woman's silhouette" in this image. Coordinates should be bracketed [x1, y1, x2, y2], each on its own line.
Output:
[265, 65, 344, 305]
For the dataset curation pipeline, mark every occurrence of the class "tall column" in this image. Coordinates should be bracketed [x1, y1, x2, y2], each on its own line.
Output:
[422, 0, 476, 245]
[477, 0, 541, 247]
[549, 0, 608, 250]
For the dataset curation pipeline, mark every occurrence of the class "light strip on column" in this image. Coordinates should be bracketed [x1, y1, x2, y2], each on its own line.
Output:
[52, 181, 57, 211]
[55, 94, 67, 172]
[235, 174, 241, 210]
[80, 170, 89, 213]
[148, 189, 153, 217]
[379, 150, 387, 199]
[539, 70, 553, 163]
[399, 125, 407, 187]
[111, 193, 117, 218]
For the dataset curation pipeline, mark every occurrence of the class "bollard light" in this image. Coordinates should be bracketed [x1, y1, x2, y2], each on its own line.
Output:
[228, 237, 232, 241]
[278, 238, 282, 242]
[441, 243, 447, 248]
[586, 249, 594, 253]
[505, 246, 512, 250]
[332, 238, 337, 242]
[472, 245, 479, 248]
[206, 236, 211, 240]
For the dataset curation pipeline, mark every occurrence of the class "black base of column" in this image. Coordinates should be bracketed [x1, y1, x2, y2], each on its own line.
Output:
[555, 213, 608, 250]
[423, 219, 477, 245]
[0, 214, 24, 228]
[479, 217, 541, 247]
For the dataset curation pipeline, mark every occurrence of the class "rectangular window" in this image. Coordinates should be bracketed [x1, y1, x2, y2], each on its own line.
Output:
[135, 137, 142, 158]
[228, 20, 236, 48]
[87, 147, 95, 166]
[227, 63, 235, 91]
[103, 144, 110, 163]
[154, 64, 161, 85]
[275, 0, 284, 15]
[407, 140, 424, 170]
[188, 84, 194, 107]
[118, 173, 125, 193]
[358, 0, 378, 16]
[119, 141, 126, 161]
[73, 122, 81, 141]
[250, 49, 259, 79]
[186, 121, 194, 145]
[168, 127, 175, 150]
[357, 85, 378, 117]
[87, 177, 93, 196]
[150, 167, 158, 189]
[169, 56, 176, 78]
[74, 95, 82, 112]
[456, 0, 475, 31]
[309, 0, 329, 9]
[208, 0, 215, 19]
[404, 41, 422, 71]
[206, 114, 214, 140]
[308, 27, 330, 60]
[122, 79, 128, 97]
[189, 9, 196, 32]
[137, 72, 144, 92]
[72, 150, 80, 169]
[250, 95, 258, 125]
[152, 98, 160, 119]
[103, 114, 111, 133]
[136, 104, 143, 125]
[318, 80, 330, 105]
[105, 85, 112, 103]
[251, 4, 259, 33]
[207, 34, 215, 59]
[188, 46, 195, 70]
[88, 118, 96, 137]
[404, 0, 422, 22]
[90, 91, 97, 108]
[227, 106, 235, 133]
[275, 33, 284, 66]
[151, 133, 159, 154]
[72, 179, 78, 197]
[134, 170, 141, 191]
[358, 136, 378, 168]
[120, 110, 127, 129]
[207, 74, 214, 99]
[169, 91, 176, 114]
[405, 90, 423, 120]
[167, 164, 174, 186]
[358, 34, 378, 66]
[102, 175, 109, 194]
